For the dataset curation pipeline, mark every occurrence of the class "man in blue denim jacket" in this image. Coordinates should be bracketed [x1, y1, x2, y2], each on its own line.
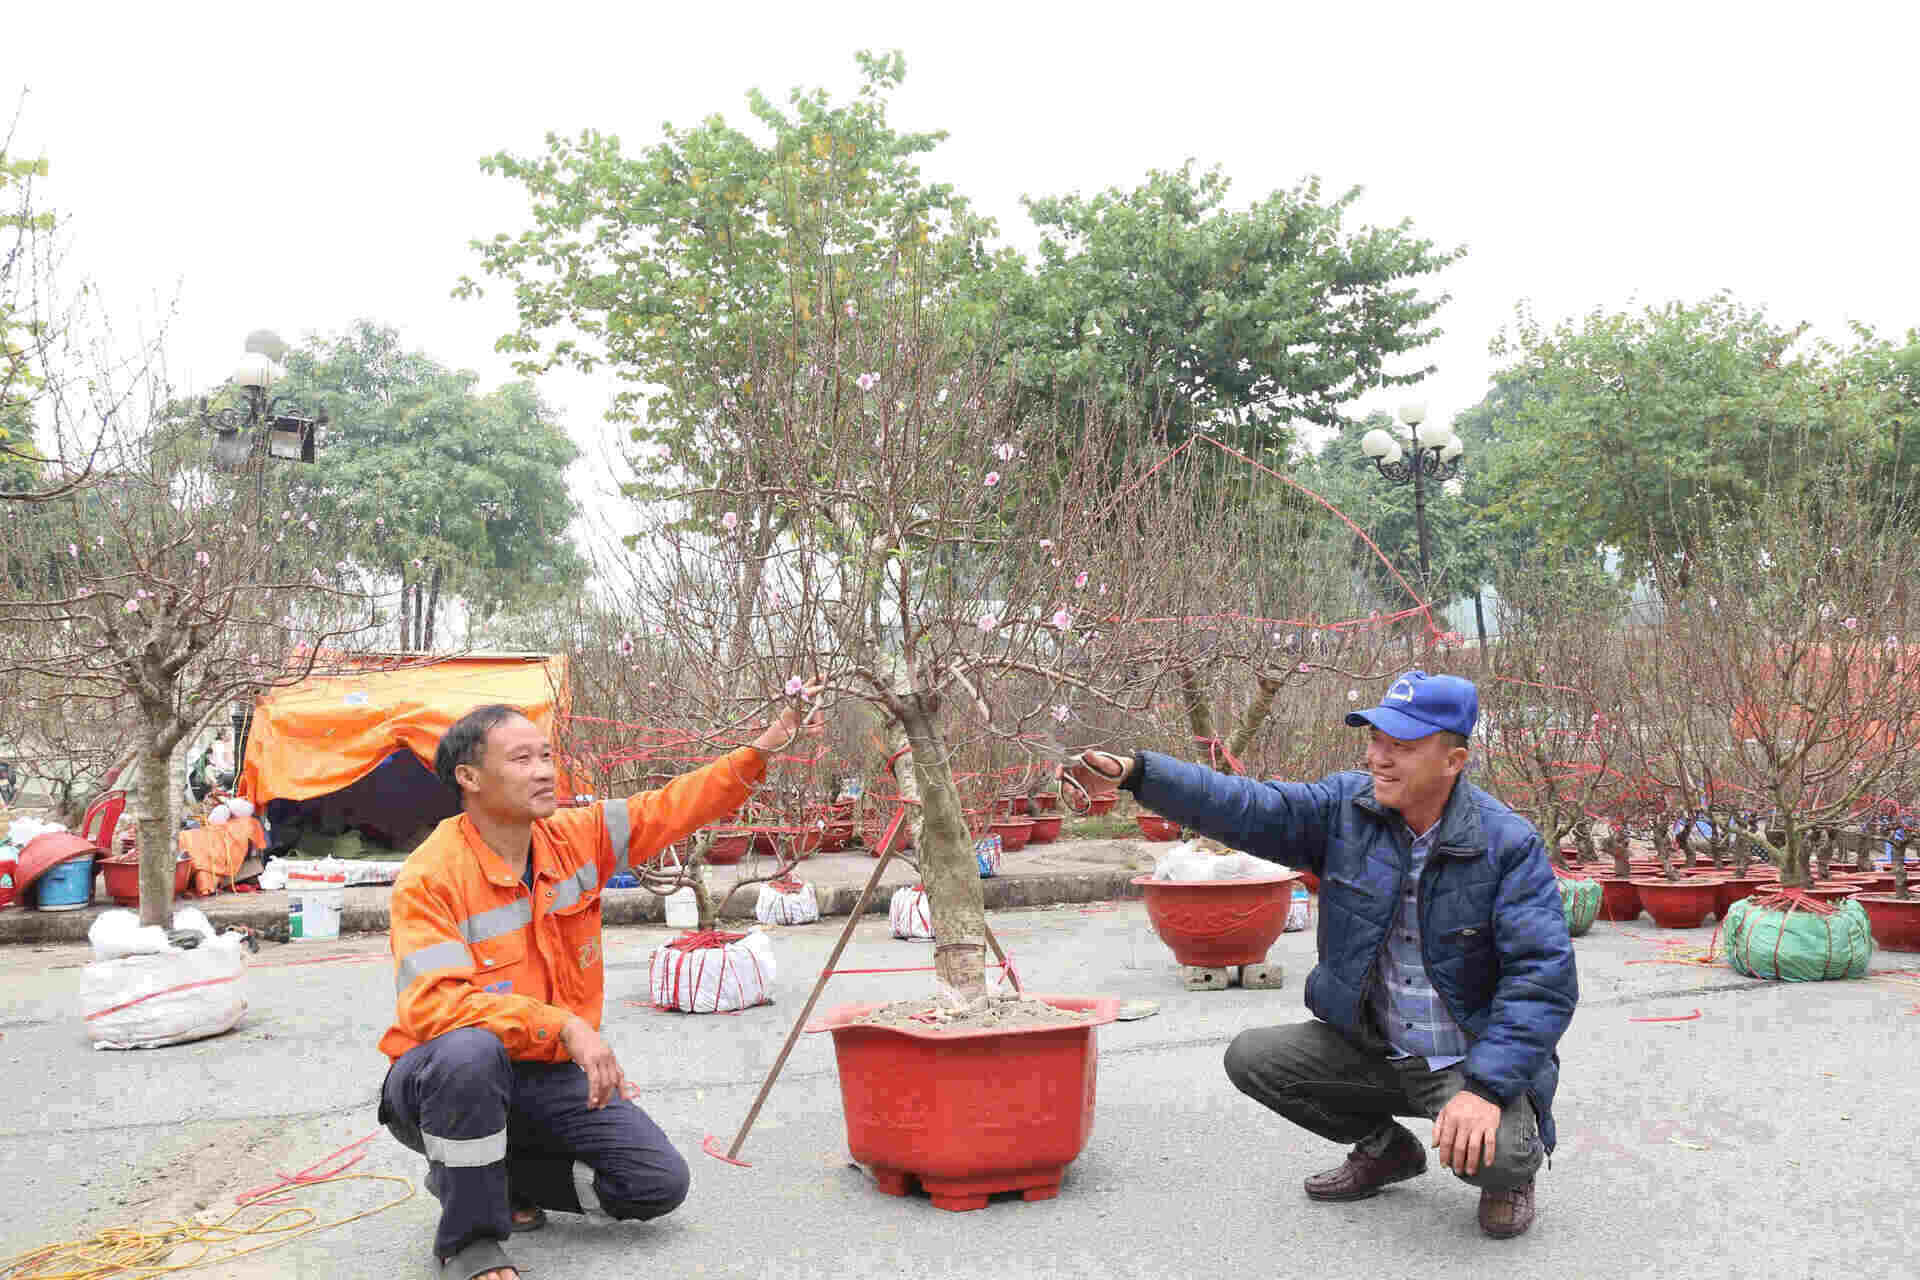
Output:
[1073, 671, 1575, 1239]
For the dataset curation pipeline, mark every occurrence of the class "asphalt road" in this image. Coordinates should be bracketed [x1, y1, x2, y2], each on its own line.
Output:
[2, 903, 1915, 1279]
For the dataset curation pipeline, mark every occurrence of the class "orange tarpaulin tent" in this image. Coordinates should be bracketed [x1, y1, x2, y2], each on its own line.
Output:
[237, 653, 572, 806]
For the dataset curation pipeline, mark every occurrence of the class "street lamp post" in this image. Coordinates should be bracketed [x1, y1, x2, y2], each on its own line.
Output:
[203, 329, 325, 470]
[1359, 401, 1464, 586]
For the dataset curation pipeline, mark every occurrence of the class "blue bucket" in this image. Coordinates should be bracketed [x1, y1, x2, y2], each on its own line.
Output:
[33, 856, 96, 911]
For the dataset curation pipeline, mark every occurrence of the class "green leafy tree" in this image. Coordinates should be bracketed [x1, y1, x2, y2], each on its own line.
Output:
[1003, 162, 1464, 456]
[272, 322, 586, 650]
[1479, 293, 1915, 584]
[460, 51, 1007, 680]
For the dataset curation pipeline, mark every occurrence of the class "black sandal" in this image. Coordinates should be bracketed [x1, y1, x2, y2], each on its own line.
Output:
[439, 1236, 523, 1280]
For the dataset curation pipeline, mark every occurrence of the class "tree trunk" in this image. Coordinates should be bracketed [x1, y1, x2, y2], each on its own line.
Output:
[399, 569, 412, 653]
[1473, 590, 1489, 663]
[1607, 820, 1630, 878]
[135, 742, 178, 928]
[724, 508, 776, 699]
[897, 697, 985, 998]
[1176, 665, 1221, 769]
[1225, 675, 1283, 768]
[423, 562, 443, 652]
[1778, 825, 1809, 889]
[1892, 832, 1911, 901]
[1654, 815, 1680, 881]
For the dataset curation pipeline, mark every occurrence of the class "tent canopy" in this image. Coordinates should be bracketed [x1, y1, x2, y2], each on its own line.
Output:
[238, 653, 571, 806]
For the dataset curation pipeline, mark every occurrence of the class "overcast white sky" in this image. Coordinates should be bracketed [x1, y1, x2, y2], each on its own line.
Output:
[8, 1, 1917, 525]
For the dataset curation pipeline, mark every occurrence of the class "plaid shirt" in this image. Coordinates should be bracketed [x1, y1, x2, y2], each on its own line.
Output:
[1370, 822, 1471, 1069]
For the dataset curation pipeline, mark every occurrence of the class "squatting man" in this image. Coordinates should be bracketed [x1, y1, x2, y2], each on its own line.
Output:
[1070, 670, 1577, 1240]
[377, 685, 825, 1280]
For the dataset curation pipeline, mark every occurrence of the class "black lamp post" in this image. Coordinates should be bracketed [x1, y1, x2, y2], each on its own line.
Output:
[204, 329, 325, 469]
[1359, 400, 1464, 586]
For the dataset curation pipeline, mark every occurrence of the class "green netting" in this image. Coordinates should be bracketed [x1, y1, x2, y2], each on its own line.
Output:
[1720, 897, 1874, 981]
[1558, 876, 1601, 937]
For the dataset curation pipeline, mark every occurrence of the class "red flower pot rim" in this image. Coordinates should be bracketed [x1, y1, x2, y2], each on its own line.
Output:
[804, 994, 1120, 1040]
[1128, 871, 1301, 890]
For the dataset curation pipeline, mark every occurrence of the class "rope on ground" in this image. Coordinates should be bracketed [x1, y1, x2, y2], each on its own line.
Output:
[0, 1169, 414, 1279]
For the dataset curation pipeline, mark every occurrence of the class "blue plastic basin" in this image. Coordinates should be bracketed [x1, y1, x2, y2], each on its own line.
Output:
[33, 856, 95, 909]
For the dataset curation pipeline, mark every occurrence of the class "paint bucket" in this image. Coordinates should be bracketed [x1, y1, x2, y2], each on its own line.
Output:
[287, 868, 346, 941]
[32, 855, 95, 911]
[664, 887, 698, 929]
[0, 856, 16, 909]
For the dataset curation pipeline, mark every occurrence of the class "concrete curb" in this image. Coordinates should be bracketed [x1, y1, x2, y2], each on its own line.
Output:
[0, 869, 1150, 945]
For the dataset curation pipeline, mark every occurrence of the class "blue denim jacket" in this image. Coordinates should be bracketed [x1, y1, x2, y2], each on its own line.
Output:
[1132, 753, 1577, 1152]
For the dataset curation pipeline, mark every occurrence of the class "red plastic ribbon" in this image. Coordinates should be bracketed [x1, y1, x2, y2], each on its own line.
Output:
[1630, 1009, 1702, 1023]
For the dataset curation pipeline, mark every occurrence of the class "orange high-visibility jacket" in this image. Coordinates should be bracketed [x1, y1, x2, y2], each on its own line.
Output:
[379, 747, 767, 1063]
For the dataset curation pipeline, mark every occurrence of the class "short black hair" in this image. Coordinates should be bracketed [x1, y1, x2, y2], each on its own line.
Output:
[435, 704, 527, 805]
[1438, 730, 1469, 752]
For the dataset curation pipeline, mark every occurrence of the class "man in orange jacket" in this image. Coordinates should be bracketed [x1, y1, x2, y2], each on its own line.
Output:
[377, 690, 823, 1280]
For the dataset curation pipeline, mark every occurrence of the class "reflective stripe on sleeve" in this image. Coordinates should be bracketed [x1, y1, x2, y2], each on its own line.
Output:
[550, 860, 600, 911]
[603, 800, 632, 875]
[423, 1128, 507, 1168]
[394, 940, 470, 993]
[458, 898, 533, 944]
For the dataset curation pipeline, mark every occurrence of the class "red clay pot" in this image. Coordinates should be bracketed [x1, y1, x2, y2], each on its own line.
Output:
[1596, 877, 1641, 922]
[1002, 795, 1030, 816]
[1029, 794, 1059, 813]
[1855, 894, 1920, 951]
[990, 817, 1035, 852]
[1712, 876, 1764, 918]
[1085, 794, 1117, 816]
[707, 829, 753, 865]
[1026, 815, 1063, 844]
[1629, 878, 1719, 929]
[1130, 872, 1300, 967]
[1134, 814, 1182, 842]
[807, 995, 1120, 1212]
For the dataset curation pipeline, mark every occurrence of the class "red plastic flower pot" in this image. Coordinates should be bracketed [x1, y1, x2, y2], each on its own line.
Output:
[1003, 794, 1030, 816]
[1130, 872, 1300, 967]
[1713, 876, 1764, 918]
[1085, 794, 1116, 816]
[706, 829, 753, 865]
[1855, 895, 1920, 951]
[102, 857, 142, 906]
[1596, 877, 1640, 922]
[990, 817, 1035, 852]
[751, 830, 778, 857]
[1134, 814, 1182, 842]
[1798, 883, 1862, 904]
[1026, 815, 1063, 844]
[806, 995, 1120, 1211]
[1029, 793, 1059, 813]
[1629, 878, 1719, 929]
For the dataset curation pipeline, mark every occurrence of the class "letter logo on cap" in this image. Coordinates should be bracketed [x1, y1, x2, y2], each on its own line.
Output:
[1386, 677, 1417, 703]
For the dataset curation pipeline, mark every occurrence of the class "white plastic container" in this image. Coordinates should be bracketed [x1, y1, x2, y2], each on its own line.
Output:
[664, 886, 698, 929]
[287, 868, 346, 941]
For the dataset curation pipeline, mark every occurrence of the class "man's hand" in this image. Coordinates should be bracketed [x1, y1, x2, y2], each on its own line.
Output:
[560, 1016, 625, 1110]
[1063, 750, 1131, 797]
[1432, 1089, 1501, 1176]
[751, 678, 826, 757]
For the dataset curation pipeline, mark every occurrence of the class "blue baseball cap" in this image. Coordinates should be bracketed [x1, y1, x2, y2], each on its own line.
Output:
[1344, 671, 1478, 741]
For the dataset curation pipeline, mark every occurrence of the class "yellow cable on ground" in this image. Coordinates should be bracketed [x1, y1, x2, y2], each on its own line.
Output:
[0, 1172, 414, 1280]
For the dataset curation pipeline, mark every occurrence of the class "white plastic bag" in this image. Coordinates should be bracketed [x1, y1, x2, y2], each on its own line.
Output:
[1152, 840, 1276, 881]
[1284, 886, 1312, 932]
[647, 929, 776, 1013]
[889, 885, 935, 940]
[260, 857, 400, 890]
[754, 879, 819, 926]
[80, 933, 248, 1049]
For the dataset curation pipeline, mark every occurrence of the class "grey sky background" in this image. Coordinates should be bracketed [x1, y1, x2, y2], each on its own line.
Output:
[8, 1, 1917, 535]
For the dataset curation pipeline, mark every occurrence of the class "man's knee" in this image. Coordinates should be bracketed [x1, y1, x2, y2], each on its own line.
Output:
[417, 1028, 510, 1088]
[598, 1144, 690, 1221]
[1455, 1103, 1544, 1190]
[1222, 1021, 1336, 1094]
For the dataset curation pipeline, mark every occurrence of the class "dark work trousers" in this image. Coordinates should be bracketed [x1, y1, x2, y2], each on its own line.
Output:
[1223, 1019, 1544, 1191]
[379, 1027, 690, 1263]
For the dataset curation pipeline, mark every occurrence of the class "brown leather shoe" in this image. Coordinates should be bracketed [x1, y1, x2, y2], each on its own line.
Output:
[1303, 1124, 1427, 1201]
[1478, 1180, 1536, 1238]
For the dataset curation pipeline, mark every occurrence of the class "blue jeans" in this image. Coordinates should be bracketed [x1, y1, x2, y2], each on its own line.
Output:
[379, 1028, 690, 1262]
